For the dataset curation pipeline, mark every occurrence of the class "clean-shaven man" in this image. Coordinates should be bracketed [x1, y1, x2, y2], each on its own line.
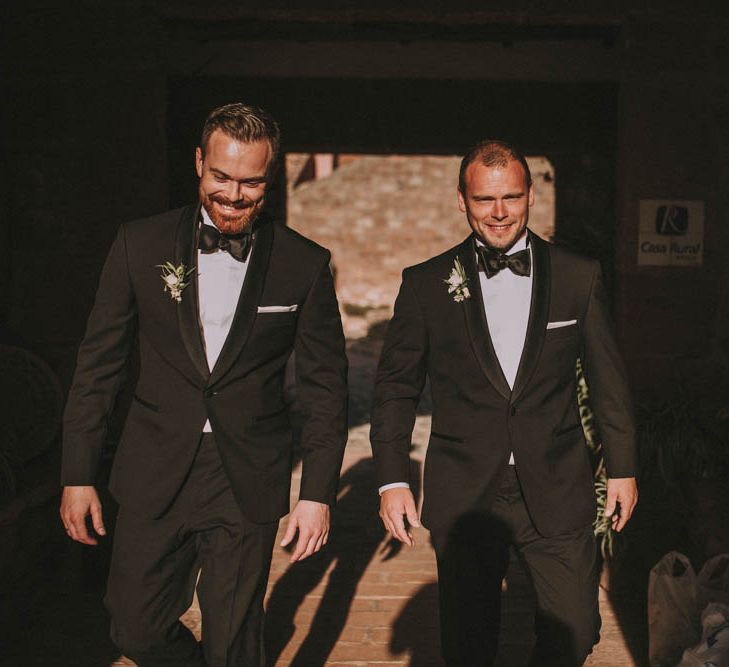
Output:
[60, 103, 348, 666]
[371, 140, 637, 665]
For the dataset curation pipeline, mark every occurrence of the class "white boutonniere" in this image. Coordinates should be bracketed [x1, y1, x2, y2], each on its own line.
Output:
[444, 256, 470, 302]
[157, 261, 195, 303]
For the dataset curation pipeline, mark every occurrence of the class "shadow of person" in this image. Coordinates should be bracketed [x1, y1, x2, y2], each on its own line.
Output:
[397, 507, 581, 667]
[388, 552, 544, 667]
[264, 457, 421, 666]
[389, 582, 443, 666]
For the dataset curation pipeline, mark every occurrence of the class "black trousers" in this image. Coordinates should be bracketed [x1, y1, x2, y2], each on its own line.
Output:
[105, 434, 279, 667]
[431, 466, 600, 667]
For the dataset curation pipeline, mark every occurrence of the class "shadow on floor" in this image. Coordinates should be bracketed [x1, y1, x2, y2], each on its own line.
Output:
[389, 549, 538, 666]
[265, 457, 421, 666]
[390, 582, 442, 666]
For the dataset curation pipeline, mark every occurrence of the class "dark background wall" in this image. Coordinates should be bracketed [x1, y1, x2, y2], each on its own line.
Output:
[1, 4, 727, 664]
[2, 1, 728, 398]
[167, 77, 617, 282]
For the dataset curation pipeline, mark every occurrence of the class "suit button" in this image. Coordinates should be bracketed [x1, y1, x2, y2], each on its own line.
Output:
[510, 406, 517, 416]
[204, 389, 217, 398]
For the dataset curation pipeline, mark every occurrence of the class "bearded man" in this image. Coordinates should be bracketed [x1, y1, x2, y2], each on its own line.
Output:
[60, 103, 348, 666]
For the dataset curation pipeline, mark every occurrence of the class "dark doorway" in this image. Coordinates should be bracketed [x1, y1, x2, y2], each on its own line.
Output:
[168, 77, 617, 288]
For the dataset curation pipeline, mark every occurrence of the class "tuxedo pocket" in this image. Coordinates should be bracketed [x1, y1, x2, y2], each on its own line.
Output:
[545, 321, 579, 341]
[546, 319, 577, 330]
[253, 405, 289, 423]
[548, 422, 586, 463]
[430, 431, 465, 444]
[257, 305, 298, 313]
[132, 393, 160, 412]
[553, 422, 583, 438]
[253, 310, 298, 331]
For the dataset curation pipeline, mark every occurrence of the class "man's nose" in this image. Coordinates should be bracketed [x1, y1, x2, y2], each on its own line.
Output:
[491, 201, 507, 220]
[225, 182, 244, 203]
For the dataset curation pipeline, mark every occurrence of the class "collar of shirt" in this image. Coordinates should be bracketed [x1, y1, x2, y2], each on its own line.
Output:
[200, 207, 220, 233]
[474, 231, 530, 255]
[197, 208, 250, 431]
[476, 230, 533, 388]
[475, 233, 531, 465]
[197, 209, 250, 365]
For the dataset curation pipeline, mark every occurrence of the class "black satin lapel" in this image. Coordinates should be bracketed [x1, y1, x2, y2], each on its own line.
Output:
[175, 204, 210, 382]
[460, 237, 512, 400]
[511, 232, 550, 403]
[209, 219, 274, 385]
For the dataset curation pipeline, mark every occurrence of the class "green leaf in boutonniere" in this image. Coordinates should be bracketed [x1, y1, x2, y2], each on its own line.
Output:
[157, 261, 195, 304]
[444, 256, 471, 303]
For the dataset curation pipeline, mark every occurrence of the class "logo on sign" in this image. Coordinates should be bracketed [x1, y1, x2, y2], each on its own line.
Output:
[655, 205, 689, 236]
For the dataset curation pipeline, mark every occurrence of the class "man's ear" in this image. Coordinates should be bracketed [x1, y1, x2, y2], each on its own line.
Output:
[528, 183, 535, 207]
[457, 186, 466, 213]
[195, 147, 203, 178]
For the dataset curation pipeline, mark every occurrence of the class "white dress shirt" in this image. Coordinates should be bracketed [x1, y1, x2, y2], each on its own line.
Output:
[198, 209, 250, 432]
[379, 233, 532, 494]
[477, 234, 532, 464]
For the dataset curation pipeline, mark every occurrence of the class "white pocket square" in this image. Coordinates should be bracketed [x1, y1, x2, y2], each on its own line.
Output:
[257, 305, 298, 313]
[546, 319, 577, 330]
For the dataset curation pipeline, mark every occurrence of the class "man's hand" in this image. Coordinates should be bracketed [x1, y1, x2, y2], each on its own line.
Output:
[280, 500, 330, 563]
[60, 486, 106, 546]
[604, 477, 638, 532]
[379, 487, 420, 547]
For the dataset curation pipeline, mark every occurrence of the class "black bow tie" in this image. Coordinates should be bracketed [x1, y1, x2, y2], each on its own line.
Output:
[198, 224, 252, 262]
[477, 245, 531, 278]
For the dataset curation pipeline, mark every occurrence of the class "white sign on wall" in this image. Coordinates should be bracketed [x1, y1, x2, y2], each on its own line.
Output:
[638, 200, 704, 267]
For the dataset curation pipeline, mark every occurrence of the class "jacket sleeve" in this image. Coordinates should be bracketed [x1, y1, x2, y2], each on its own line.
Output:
[370, 268, 428, 487]
[61, 224, 137, 486]
[581, 262, 636, 478]
[294, 253, 349, 506]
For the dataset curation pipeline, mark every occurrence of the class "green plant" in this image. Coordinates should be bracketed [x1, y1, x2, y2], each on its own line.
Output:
[576, 359, 618, 559]
[636, 394, 729, 491]
[592, 475, 616, 559]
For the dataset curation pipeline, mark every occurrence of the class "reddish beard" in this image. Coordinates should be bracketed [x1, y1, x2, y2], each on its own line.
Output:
[200, 192, 264, 234]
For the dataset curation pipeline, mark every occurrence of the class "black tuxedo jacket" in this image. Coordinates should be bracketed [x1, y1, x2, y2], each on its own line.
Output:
[62, 205, 348, 523]
[371, 231, 635, 538]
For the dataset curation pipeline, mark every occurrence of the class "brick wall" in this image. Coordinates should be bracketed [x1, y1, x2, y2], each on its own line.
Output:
[287, 154, 554, 336]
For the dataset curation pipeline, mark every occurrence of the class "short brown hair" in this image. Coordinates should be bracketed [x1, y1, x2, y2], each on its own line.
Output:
[200, 102, 281, 165]
[458, 139, 532, 192]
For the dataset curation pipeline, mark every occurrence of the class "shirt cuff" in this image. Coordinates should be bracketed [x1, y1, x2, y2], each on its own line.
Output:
[378, 482, 410, 495]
